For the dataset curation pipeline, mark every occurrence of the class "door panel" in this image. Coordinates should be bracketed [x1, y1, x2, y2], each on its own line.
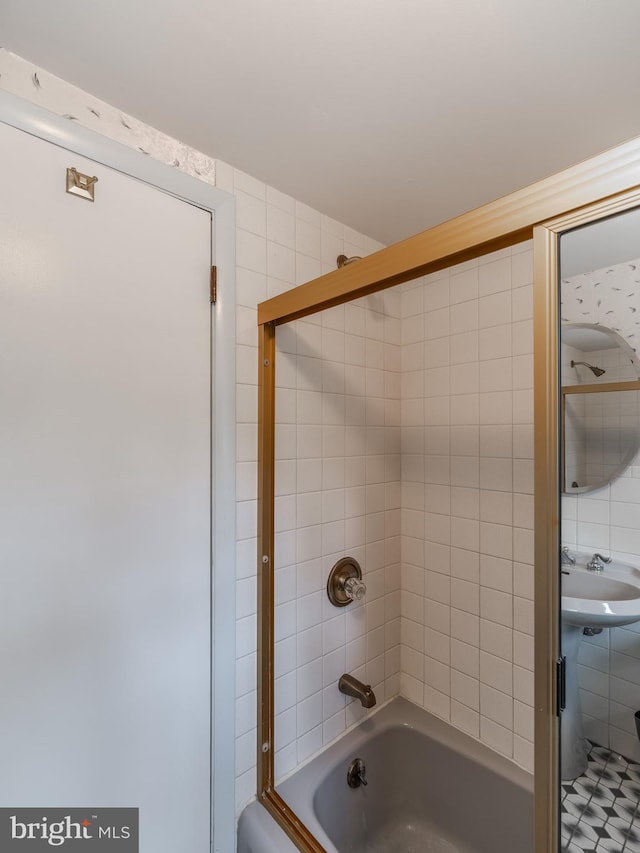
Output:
[0, 121, 211, 851]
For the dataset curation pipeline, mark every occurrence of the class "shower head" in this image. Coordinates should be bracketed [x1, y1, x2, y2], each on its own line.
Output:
[571, 360, 606, 377]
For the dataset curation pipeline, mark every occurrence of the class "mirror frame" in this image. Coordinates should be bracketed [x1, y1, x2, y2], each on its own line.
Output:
[257, 139, 640, 852]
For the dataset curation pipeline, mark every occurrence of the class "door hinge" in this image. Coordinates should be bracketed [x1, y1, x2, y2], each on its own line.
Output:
[556, 656, 567, 715]
[210, 266, 217, 304]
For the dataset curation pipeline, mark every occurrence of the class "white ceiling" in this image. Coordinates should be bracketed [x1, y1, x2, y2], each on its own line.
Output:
[2, 0, 640, 245]
[561, 207, 640, 278]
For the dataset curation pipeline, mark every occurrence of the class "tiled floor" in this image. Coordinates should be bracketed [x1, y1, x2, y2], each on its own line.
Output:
[562, 743, 640, 852]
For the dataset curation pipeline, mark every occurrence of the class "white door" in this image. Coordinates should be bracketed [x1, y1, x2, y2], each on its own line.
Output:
[0, 121, 212, 851]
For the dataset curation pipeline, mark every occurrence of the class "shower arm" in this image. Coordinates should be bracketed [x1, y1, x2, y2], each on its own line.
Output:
[570, 360, 606, 377]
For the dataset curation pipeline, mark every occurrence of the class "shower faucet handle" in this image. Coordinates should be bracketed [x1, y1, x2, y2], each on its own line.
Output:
[327, 557, 366, 607]
[343, 576, 366, 602]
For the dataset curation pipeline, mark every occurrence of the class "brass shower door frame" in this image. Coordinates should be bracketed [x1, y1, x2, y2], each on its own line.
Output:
[256, 140, 640, 853]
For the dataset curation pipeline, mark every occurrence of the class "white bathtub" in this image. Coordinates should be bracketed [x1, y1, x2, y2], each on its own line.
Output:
[238, 696, 533, 853]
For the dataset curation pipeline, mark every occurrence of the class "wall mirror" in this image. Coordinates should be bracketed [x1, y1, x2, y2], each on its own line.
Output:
[561, 323, 640, 493]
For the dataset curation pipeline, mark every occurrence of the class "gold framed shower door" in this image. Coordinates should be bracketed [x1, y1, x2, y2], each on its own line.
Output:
[256, 143, 640, 853]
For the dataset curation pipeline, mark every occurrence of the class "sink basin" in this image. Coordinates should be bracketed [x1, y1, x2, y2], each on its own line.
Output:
[560, 552, 640, 780]
[561, 555, 640, 627]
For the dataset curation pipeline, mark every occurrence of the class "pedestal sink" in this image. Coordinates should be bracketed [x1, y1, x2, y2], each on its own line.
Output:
[561, 553, 640, 779]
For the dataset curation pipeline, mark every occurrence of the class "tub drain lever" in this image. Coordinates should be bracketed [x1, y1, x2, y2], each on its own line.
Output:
[347, 758, 367, 788]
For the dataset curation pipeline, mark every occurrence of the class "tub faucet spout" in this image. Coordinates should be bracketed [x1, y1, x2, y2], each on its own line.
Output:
[338, 673, 377, 708]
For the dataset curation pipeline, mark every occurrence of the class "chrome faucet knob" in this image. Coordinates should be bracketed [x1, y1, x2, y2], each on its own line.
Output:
[561, 547, 576, 565]
[343, 576, 366, 602]
[586, 553, 611, 572]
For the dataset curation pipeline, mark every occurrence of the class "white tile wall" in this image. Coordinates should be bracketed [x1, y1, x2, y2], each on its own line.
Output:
[232, 181, 386, 800]
[272, 294, 402, 783]
[400, 244, 536, 772]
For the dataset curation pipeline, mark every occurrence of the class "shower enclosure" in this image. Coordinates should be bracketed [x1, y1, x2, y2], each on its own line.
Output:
[256, 142, 640, 852]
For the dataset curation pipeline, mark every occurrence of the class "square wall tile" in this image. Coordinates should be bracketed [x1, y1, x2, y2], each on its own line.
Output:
[479, 257, 512, 296]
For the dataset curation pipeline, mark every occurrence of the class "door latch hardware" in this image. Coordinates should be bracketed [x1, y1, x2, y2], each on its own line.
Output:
[556, 656, 567, 715]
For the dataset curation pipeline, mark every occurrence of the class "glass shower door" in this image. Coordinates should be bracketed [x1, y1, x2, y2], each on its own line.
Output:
[558, 205, 640, 852]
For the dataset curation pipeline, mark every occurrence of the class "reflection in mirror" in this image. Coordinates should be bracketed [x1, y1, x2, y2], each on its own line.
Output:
[559, 207, 640, 850]
[561, 324, 640, 493]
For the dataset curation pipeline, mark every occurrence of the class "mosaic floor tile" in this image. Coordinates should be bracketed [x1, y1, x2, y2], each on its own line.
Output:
[565, 794, 591, 820]
[562, 817, 579, 844]
[622, 822, 640, 847]
[590, 746, 612, 764]
[627, 766, 640, 785]
[580, 801, 611, 827]
[601, 818, 629, 847]
[597, 840, 623, 852]
[561, 741, 640, 853]
[609, 798, 637, 821]
[571, 820, 600, 846]
[589, 783, 617, 807]
[623, 782, 640, 801]
[599, 767, 627, 786]
[586, 765, 608, 786]
[577, 778, 605, 802]
[563, 841, 596, 853]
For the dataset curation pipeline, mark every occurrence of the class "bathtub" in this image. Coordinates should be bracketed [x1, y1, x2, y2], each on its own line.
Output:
[238, 696, 533, 853]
